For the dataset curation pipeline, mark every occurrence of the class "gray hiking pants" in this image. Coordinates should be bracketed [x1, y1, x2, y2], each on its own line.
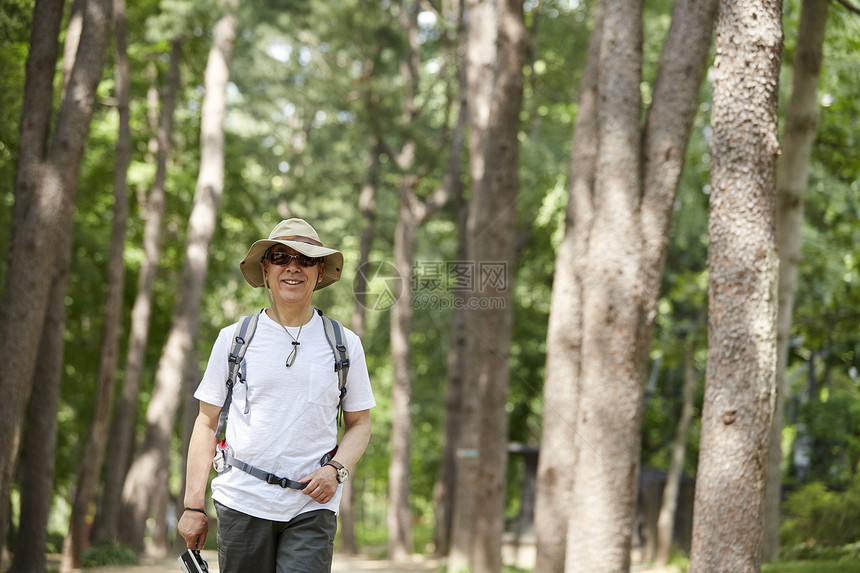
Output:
[215, 501, 337, 573]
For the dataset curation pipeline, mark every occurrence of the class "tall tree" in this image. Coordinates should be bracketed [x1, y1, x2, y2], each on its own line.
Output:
[762, 0, 829, 560]
[655, 333, 699, 566]
[448, 1, 525, 572]
[533, 8, 601, 571]
[8, 216, 72, 573]
[447, 1, 496, 570]
[386, 0, 457, 559]
[340, 143, 379, 555]
[93, 37, 184, 545]
[433, 0, 468, 554]
[61, 0, 131, 566]
[689, 0, 783, 571]
[0, 0, 113, 548]
[7, 1, 84, 567]
[119, 0, 238, 551]
[534, 0, 718, 570]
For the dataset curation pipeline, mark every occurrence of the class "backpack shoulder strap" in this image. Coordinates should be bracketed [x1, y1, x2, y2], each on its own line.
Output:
[215, 312, 261, 438]
[316, 308, 350, 427]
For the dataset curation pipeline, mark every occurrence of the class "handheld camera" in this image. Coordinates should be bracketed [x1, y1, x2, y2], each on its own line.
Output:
[178, 549, 209, 573]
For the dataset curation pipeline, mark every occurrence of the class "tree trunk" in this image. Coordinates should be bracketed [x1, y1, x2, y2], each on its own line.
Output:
[655, 337, 698, 566]
[533, 7, 601, 572]
[564, 2, 644, 570]
[386, 1, 456, 558]
[447, 1, 496, 570]
[119, 1, 237, 552]
[61, 0, 131, 566]
[388, 183, 419, 560]
[0, 0, 112, 548]
[762, 0, 828, 561]
[7, 216, 72, 573]
[433, 0, 468, 555]
[471, 1, 525, 570]
[93, 36, 183, 545]
[61, 0, 84, 98]
[529, 0, 716, 568]
[340, 146, 379, 555]
[689, 1, 783, 571]
[385, 5, 421, 560]
[454, 2, 525, 572]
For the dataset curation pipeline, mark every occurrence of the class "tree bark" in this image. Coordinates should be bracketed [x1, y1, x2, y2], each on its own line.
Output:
[93, 36, 184, 545]
[61, 0, 84, 98]
[8, 216, 72, 573]
[119, 0, 237, 552]
[340, 144, 379, 555]
[434, 0, 468, 555]
[533, 7, 601, 572]
[762, 0, 828, 561]
[61, 0, 131, 566]
[452, 2, 525, 572]
[447, 1, 496, 571]
[386, 1, 455, 558]
[385, 3, 421, 560]
[689, 1, 783, 571]
[0, 0, 113, 548]
[389, 181, 419, 560]
[565, 2, 644, 570]
[655, 337, 698, 566]
[533, 0, 717, 568]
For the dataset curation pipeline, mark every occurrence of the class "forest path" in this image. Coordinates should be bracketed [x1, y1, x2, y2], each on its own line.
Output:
[47, 550, 443, 572]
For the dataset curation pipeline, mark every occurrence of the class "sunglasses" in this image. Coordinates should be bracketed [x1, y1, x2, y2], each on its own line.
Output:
[264, 250, 321, 268]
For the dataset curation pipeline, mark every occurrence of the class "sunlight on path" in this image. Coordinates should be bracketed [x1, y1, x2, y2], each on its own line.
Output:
[49, 550, 444, 573]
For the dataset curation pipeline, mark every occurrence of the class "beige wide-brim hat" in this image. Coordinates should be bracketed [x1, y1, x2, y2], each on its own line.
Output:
[240, 218, 344, 290]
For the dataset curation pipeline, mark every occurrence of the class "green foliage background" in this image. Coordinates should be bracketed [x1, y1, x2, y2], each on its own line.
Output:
[0, 0, 858, 557]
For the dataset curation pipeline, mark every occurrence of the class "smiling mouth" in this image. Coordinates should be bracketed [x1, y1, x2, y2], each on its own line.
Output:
[283, 279, 303, 285]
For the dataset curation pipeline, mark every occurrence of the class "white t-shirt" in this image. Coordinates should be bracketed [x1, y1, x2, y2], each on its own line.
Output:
[194, 310, 375, 522]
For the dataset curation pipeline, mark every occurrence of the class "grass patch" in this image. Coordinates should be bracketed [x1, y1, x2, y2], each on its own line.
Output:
[81, 542, 139, 568]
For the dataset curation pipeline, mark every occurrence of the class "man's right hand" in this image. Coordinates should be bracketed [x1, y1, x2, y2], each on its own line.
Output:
[177, 509, 209, 550]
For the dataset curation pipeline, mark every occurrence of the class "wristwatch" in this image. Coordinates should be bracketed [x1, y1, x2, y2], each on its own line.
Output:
[325, 460, 349, 484]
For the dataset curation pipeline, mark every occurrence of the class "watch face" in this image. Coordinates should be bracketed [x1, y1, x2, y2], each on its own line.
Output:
[337, 467, 349, 483]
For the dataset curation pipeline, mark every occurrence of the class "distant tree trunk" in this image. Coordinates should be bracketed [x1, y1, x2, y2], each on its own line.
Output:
[8, 216, 72, 573]
[689, 1, 783, 572]
[176, 340, 202, 555]
[655, 337, 698, 566]
[0, 0, 112, 549]
[531, 0, 717, 569]
[61, 0, 84, 97]
[340, 145, 379, 555]
[466, 3, 524, 572]
[93, 36, 183, 545]
[533, 8, 601, 572]
[447, 1, 496, 571]
[61, 0, 131, 566]
[762, 0, 828, 561]
[389, 181, 419, 560]
[119, 1, 237, 552]
[433, 0, 468, 556]
[386, 4, 421, 560]
[150, 478, 172, 556]
[386, 2, 452, 559]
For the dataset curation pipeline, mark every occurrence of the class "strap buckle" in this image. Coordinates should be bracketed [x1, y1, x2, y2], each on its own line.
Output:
[266, 473, 287, 488]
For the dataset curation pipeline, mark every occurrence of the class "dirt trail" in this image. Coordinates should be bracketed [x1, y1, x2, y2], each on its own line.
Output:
[46, 551, 443, 572]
